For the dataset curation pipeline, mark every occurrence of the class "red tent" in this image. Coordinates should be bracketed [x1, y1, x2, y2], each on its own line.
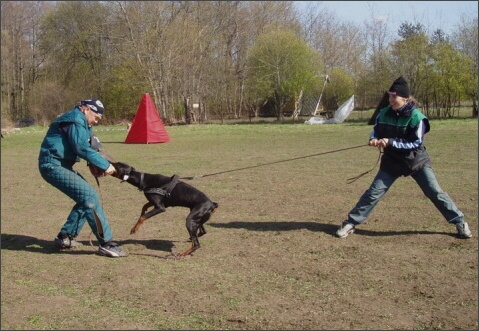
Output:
[124, 93, 171, 144]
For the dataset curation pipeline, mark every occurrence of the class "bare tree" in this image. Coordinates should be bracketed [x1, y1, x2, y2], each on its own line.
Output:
[453, 15, 478, 117]
[1, 1, 52, 124]
[38, 2, 111, 107]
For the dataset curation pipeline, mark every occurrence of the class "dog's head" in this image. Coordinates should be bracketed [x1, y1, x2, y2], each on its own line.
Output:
[111, 161, 135, 181]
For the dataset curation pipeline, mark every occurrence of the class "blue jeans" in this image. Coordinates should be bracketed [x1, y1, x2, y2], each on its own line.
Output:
[39, 161, 113, 245]
[348, 166, 464, 225]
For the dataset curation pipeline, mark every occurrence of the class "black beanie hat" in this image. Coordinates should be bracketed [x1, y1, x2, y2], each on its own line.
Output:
[388, 76, 410, 98]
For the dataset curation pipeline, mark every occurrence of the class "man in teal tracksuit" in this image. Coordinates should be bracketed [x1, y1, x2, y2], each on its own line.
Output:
[336, 77, 472, 239]
[38, 99, 128, 257]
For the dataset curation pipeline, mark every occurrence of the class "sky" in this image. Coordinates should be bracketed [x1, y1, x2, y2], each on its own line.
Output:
[295, 1, 478, 35]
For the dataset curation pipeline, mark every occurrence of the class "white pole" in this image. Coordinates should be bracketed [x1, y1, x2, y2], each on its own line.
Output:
[313, 75, 329, 116]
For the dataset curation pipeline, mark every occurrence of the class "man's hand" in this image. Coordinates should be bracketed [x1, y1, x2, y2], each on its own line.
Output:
[369, 138, 379, 147]
[369, 138, 389, 148]
[88, 163, 106, 177]
[105, 164, 116, 176]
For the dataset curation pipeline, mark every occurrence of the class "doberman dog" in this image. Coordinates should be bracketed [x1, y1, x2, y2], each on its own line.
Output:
[111, 161, 218, 257]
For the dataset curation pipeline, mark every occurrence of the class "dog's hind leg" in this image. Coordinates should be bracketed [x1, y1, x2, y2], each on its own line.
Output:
[197, 202, 218, 237]
[178, 213, 203, 257]
[197, 225, 207, 237]
[178, 202, 218, 256]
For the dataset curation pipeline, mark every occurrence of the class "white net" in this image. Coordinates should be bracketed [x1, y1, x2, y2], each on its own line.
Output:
[304, 95, 354, 124]
[331, 95, 354, 123]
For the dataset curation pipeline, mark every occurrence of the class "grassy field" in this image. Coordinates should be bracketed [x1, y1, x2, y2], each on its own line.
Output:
[1, 118, 477, 330]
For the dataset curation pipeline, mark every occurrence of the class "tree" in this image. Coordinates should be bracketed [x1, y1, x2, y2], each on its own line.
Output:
[245, 29, 322, 120]
[361, 7, 394, 109]
[1, 1, 52, 125]
[428, 36, 471, 117]
[2, 1, 476, 125]
[389, 22, 430, 101]
[37, 1, 111, 121]
[453, 15, 478, 117]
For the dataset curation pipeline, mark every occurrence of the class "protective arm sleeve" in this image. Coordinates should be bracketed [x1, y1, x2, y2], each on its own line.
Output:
[67, 123, 110, 171]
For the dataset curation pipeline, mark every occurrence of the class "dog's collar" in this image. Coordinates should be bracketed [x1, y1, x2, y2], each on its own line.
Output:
[139, 172, 145, 191]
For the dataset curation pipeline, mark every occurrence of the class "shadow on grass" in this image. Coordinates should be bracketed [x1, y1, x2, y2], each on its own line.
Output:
[209, 221, 454, 238]
[1, 233, 175, 255]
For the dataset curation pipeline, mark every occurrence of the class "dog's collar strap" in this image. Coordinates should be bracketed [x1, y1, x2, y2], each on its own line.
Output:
[139, 172, 145, 191]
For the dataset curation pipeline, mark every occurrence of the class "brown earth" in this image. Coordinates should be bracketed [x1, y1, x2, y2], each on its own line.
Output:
[1, 122, 477, 330]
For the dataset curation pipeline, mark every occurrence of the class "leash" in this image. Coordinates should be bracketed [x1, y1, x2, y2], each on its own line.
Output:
[86, 143, 374, 258]
[180, 144, 368, 180]
[346, 147, 383, 184]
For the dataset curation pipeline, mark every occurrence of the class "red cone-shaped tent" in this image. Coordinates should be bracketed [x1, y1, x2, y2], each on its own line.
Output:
[125, 93, 171, 144]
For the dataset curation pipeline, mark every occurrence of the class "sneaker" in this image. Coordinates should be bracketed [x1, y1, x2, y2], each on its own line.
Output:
[336, 221, 355, 238]
[54, 235, 83, 248]
[456, 222, 472, 239]
[98, 242, 128, 257]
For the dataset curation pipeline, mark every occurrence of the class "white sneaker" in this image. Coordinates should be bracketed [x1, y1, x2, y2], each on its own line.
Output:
[98, 242, 128, 257]
[456, 222, 472, 239]
[54, 235, 83, 248]
[336, 221, 355, 238]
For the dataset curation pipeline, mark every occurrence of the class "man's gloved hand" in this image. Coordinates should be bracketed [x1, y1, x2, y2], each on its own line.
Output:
[88, 163, 106, 177]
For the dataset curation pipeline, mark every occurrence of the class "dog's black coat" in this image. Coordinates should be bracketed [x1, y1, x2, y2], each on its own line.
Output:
[111, 161, 218, 256]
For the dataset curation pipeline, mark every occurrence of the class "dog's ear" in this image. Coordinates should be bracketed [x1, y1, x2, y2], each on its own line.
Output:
[120, 162, 131, 170]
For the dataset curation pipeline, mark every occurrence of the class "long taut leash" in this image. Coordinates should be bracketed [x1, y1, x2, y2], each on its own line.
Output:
[180, 144, 369, 181]
[87, 143, 378, 258]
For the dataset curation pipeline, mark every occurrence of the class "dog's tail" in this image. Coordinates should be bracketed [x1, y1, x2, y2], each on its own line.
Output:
[211, 202, 219, 213]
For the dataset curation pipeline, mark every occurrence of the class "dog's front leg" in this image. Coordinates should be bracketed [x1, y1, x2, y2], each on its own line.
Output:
[140, 201, 154, 216]
[130, 202, 166, 234]
[130, 202, 153, 234]
[130, 216, 147, 234]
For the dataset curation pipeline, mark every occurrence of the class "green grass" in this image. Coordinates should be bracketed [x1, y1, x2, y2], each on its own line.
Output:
[1, 118, 477, 330]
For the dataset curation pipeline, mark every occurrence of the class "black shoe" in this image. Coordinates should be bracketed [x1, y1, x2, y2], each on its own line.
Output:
[98, 242, 128, 257]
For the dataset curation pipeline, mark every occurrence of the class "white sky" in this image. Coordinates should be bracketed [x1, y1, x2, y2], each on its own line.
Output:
[295, 1, 478, 35]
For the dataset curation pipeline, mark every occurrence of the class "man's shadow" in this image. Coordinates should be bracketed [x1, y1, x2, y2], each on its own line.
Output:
[1, 233, 175, 255]
[209, 221, 453, 237]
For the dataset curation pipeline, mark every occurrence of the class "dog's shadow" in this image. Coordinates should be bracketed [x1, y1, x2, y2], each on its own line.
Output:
[119, 238, 176, 252]
[209, 221, 454, 237]
[1, 233, 175, 255]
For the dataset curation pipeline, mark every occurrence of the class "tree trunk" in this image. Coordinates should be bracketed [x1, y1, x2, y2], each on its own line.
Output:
[184, 97, 191, 124]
